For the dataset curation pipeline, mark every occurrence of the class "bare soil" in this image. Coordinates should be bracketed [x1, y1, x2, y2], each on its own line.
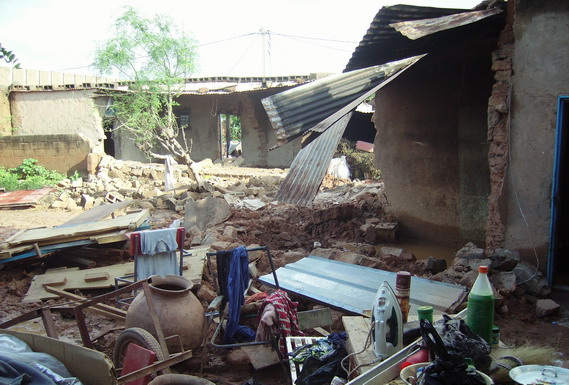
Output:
[0, 205, 568, 385]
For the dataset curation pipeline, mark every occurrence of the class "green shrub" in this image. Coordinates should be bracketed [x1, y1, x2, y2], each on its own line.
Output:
[0, 159, 66, 191]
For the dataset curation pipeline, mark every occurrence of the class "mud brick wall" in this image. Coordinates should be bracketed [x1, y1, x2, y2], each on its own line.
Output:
[0, 134, 90, 175]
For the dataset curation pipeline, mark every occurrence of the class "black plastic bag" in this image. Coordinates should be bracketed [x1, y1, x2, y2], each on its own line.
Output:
[437, 315, 491, 371]
[420, 319, 487, 385]
[294, 333, 348, 385]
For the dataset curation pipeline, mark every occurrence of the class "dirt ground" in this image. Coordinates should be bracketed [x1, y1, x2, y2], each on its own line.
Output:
[1, 203, 568, 385]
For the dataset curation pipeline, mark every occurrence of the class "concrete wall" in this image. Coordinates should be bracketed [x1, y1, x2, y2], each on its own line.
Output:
[504, 0, 569, 263]
[0, 134, 90, 175]
[374, 43, 494, 246]
[10, 90, 105, 153]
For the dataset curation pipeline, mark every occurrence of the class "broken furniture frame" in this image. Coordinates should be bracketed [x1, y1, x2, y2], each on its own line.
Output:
[114, 227, 187, 303]
[0, 279, 193, 384]
[205, 246, 280, 349]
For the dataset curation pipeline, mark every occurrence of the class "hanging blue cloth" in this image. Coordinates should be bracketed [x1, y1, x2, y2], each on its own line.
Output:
[224, 246, 255, 343]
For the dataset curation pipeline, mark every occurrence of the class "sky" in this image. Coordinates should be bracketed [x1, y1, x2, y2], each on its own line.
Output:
[1, 0, 482, 78]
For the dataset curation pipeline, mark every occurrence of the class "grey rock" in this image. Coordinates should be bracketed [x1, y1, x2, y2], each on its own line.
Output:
[513, 262, 551, 297]
[489, 249, 520, 271]
[490, 271, 517, 294]
[456, 242, 485, 259]
[426, 257, 447, 274]
[535, 299, 560, 318]
[184, 197, 231, 231]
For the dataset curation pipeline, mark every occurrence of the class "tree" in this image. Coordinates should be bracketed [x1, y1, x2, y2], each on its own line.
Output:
[94, 7, 198, 165]
[0, 43, 21, 68]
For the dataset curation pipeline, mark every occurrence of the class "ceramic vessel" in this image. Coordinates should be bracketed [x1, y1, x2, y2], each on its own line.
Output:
[126, 275, 205, 352]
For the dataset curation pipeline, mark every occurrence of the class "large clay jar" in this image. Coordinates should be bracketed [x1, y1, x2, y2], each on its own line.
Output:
[126, 275, 205, 352]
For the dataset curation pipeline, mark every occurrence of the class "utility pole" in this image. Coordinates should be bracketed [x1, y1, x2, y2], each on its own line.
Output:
[259, 28, 271, 77]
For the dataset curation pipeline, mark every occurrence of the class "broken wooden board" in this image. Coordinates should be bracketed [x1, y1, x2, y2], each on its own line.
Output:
[342, 316, 376, 377]
[1, 209, 149, 249]
[61, 201, 135, 226]
[23, 247, 208, 302]
[240, 345, 280, 370]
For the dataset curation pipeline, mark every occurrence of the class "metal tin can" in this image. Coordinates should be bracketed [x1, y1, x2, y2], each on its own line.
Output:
[491, 325, 500, 346]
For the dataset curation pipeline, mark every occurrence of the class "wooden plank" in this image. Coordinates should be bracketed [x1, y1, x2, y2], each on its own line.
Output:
[84, 272, 109, 282]
[24, 246, 207, 302]
[240, 345, 280, 370]
[342, 316, 377, 377]
[61, 201, 134, 226]
[298, 308, 333, 331]
[3, 210, 149, 248]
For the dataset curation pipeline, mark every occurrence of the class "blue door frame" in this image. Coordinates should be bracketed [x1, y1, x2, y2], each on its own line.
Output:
[547, 96, 569, 285]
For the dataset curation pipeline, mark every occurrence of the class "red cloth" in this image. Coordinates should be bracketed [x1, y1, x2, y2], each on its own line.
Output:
[256, 289, 304, 354]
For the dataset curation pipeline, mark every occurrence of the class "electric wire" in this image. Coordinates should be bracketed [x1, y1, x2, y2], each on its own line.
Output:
[505, 80, 540, 285]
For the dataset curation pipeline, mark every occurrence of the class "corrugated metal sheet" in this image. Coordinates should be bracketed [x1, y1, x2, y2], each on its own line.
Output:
[262, 56, 420, 144]
[390, 8, 503, 40]
[259, 255, 468, 315]
[272, 56, 422, 206]
[275, 112, 352, 205]
[345, 4, 505, 71]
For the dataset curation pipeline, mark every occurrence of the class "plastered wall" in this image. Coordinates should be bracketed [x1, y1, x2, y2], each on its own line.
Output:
[0, 134, 90, 175]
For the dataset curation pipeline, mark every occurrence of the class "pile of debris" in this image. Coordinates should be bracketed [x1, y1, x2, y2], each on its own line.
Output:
[40, 156, 288, 212]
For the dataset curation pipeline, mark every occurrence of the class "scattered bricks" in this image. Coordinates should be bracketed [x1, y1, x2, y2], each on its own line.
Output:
[71, 178, 83, 188]
[467, 258, 493, 272]
[490, 271, 517, 295]
[223, 226, 239, 240]
[513, 262, 551, 297]
[51, 200, 67, 209]
[489, 248, 520, 271]
[375, 222, 398, 242]
[131, 168, 143, 177]
[93, 197, 106, 207]
[108, 168, 125, 179]
[380, 246, 403, 257]
[535, 299, 560, 318]
[81, 194, 95, 210]
[136, 201, 154, 210]
[105, 191, 124, 203]
[164, 198, 178, 211]
[426, 257, 447, 274]
[455, 242, 484, 259]
[459, 270, 478, 288]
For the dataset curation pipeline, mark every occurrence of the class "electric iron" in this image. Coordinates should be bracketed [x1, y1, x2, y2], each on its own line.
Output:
[371, 281, 403, 359]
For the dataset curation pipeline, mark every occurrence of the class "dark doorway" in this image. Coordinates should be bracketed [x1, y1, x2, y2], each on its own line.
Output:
[103, 117, 115, 157]
[548, 96, 569, 288]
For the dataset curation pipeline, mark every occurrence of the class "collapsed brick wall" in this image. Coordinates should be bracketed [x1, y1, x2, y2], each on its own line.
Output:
[486, 1, 516, 251]
[0, 134, 90, 175]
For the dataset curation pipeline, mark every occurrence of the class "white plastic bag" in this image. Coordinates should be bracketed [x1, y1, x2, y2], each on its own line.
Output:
[327, 156, 351, 179]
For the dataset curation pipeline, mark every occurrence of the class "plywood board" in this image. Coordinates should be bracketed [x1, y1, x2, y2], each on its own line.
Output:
[61, 201, 134, 226]
[24, 246, 208, 302]
[342, 316, 377, 377]
[3, 210, 149, 248]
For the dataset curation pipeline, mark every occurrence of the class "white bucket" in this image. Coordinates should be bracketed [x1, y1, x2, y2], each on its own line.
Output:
[400, 362, 494, 385]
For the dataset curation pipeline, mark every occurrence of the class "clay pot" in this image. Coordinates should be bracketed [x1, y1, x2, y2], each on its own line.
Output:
[126, 275, 205, 352]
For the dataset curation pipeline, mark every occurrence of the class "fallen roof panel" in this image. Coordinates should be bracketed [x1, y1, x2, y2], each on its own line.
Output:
[275, 112, 352, 205]
[259, 255, 467, 316]
[262, 56, 421, 144]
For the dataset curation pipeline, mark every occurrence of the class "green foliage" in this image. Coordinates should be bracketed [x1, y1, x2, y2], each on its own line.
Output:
[0, 159, 65, 191]
[230, 115, 242, 141]
[0, 43, 21, 68]
[93, 6, 198, 164]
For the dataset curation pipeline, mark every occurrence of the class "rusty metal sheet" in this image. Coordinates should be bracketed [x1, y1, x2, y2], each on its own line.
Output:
[0, 188, 53, 208]
[272, 56, 422, 206]
[390, 8, 503, 40]
[262, 56, 421, 144]
[275, 113, 352, 205]
[259, 255, 468, 316]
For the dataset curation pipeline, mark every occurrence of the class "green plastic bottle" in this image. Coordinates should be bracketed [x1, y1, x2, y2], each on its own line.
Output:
[466, 265, 495, 345]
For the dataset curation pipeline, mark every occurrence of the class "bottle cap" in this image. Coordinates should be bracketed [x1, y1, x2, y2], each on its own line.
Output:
[478, 265, 488, 273]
